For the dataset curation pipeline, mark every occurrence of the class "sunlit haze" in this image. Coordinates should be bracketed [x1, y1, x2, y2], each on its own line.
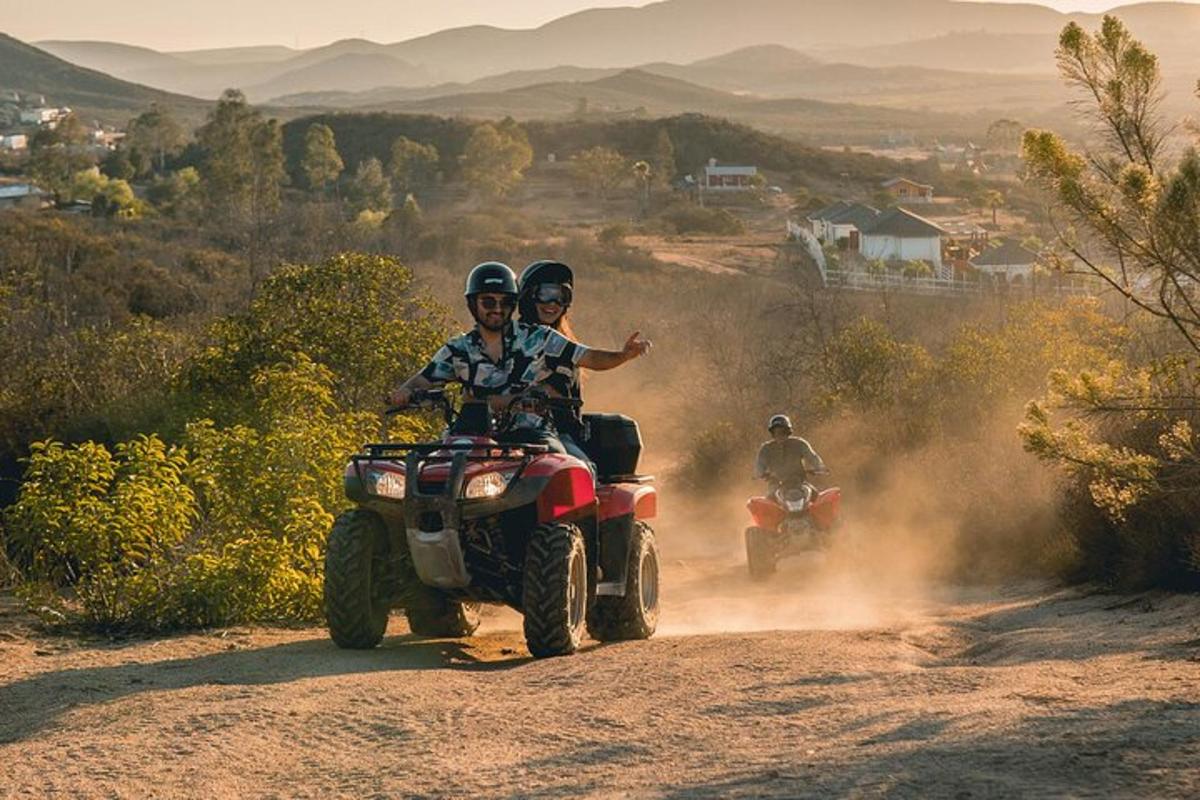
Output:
[4, 0, 1196, 51]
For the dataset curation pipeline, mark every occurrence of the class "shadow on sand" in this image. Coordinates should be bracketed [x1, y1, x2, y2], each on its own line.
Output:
[0, 630, 540, 744]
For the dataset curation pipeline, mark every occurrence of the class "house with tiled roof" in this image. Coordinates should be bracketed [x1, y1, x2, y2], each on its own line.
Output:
[969, 240, 1039, 281]
[859, 207, 949, 275]
[806, 201, 880, 247]
[882, 177, 934, 203]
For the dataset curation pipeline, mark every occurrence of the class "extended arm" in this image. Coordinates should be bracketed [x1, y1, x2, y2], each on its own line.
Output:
[579, 331, 652, 371]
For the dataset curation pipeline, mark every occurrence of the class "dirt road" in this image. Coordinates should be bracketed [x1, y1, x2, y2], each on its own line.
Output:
[2, 553, 1199, 799]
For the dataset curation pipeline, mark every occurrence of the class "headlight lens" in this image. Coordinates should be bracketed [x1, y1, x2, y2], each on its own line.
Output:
[366, 468, 406, 499]
[464, 470, 512, 499]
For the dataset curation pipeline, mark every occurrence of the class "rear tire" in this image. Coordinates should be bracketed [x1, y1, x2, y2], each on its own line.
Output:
[406, 596, 481, 638]
[745, 526, 778, 581]
[587, 522, 660, 642]
[522, 522, 588, 658]
[324, 510, 391, 649]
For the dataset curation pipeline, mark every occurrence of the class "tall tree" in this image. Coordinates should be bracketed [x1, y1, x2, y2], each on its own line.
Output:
[650, 127, 676, 188]
[347, 157, 392, 216]
[1023, 16, 1193, 349]
[29, 113, 94, 203]
[126, 104, 186, 176]
[249, 119, 286, 224]
[196, 89, 286, 222]
[983, 189, 1005, 225]
[570, 146, 627, 199]
[300, 123, 343, 194]
[460, 122, 533, 199]
[389, 136, 439, 198]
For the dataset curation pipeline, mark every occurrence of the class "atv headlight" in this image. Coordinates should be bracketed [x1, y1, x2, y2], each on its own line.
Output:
[464, 470, 512, 499]
[366, 468, 406, 499]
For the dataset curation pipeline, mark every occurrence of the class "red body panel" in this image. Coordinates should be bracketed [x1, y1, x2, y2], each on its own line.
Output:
[536, 467, 597, 522]
[597, 484, 657, 522]
[747, 497, 786, 530]
[747, 488, 842, 532]
[809, 488, 842, 531]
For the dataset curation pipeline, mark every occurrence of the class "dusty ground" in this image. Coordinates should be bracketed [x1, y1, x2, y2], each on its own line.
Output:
[2, 547, 1199, 799]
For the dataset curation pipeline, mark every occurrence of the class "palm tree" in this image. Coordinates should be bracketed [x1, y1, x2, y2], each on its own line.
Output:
[632, 160, 651, 218]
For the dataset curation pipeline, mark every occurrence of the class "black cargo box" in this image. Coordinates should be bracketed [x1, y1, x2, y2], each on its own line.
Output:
[582, 413, 642, 479]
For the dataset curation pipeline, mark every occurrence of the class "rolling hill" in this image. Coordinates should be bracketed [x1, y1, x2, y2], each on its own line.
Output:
[269, 44, 1070, 119]
[360, 68, 978, 143]
[34, 0, 1200, 101]
[0, 34, 204, 120]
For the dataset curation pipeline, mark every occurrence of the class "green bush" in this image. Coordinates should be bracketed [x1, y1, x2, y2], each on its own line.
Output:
[4, 357, 383, 631]
[6, 436, 196, 628]
[180, 252, 446, 421]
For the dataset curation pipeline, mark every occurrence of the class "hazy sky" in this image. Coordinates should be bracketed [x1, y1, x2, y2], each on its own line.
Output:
[2, 0, 1192, 51]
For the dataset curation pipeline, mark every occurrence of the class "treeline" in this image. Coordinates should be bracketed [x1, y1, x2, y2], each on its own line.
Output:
[282, 112, 941, 189]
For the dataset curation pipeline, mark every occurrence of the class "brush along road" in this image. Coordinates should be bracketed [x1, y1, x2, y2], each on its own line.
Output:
[2, 561, 1198, 798]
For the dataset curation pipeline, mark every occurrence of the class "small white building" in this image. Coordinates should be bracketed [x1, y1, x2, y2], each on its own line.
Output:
[859, 207, 948, 276]
[19, 107, 70, 127]
[969, 239, 1039, 282]
[0, 133, 28, 151]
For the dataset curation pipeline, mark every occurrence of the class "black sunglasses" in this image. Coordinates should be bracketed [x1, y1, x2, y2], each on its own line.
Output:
[533, 284, 572, 305]
[477, 296, 516, 311]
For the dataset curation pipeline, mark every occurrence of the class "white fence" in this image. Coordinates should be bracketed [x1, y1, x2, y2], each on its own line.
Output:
[785, 220, 1098, 298]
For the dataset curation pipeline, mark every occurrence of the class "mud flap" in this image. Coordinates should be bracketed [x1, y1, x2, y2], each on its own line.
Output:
[596, 513, 633, 597]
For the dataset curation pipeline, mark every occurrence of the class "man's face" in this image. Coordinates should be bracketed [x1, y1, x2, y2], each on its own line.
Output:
[770, 426, 790, 441]
[473, 293, 515, 332]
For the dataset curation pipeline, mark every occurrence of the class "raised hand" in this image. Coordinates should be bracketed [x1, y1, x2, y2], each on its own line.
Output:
[623, 331, 653, 361]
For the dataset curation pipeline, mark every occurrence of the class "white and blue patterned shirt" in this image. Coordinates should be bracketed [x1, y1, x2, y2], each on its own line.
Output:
[419, 321, 588, 427]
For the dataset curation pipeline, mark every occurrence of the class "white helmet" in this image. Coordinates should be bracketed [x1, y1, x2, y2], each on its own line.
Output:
[768, 414, 792, 434]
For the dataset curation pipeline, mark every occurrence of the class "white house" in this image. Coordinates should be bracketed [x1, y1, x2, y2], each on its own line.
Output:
[969, 239, 1039, 282]
[0, 134, 27, 151]
[859, 207, 948, 276]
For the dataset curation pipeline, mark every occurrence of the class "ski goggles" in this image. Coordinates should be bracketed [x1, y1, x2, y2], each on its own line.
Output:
[532, 284, 572, 306]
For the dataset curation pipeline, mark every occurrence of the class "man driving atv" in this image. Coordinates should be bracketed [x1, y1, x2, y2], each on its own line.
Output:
[753, 414, 827, 495]
[387, 261, 651, 454]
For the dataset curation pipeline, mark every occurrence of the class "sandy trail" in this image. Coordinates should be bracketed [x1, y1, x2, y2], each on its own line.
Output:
[2, 551, 1199, 799]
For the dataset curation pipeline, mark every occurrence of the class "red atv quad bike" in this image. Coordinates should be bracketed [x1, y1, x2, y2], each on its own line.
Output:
[323, 388, 660, 658]
[744, 472, 841, 580]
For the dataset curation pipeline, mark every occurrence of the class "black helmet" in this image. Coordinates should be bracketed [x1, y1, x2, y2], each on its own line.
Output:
[518, 260, 574, 297]
[768, 414, 792, 433]
[464, 261, 518, 297]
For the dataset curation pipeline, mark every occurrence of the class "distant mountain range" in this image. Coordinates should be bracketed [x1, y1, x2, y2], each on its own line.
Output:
[31, 0, 1200, 104]
[0, 33, 203, 119]
[272, 46, 1070, 119]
